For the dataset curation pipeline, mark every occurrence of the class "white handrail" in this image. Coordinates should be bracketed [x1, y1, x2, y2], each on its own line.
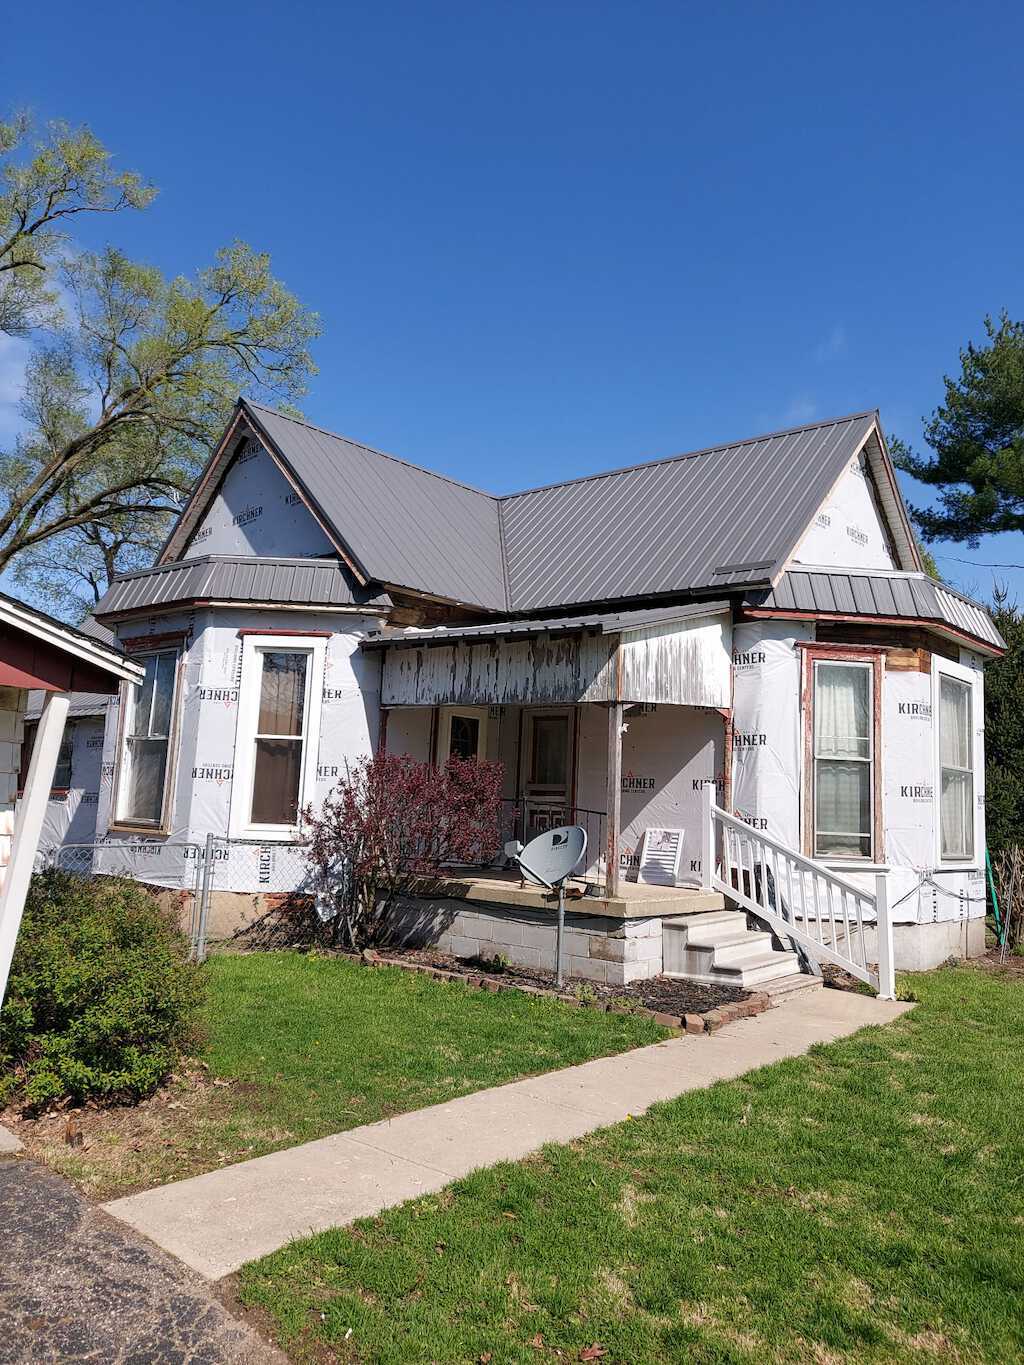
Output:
[710, 800, 879, 903]
[701, 786, 896, 1000]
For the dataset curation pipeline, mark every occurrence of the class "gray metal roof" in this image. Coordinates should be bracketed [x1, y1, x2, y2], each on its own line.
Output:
[243, 403, 880, 613]
[745, 568, 1005, 652]
[498, 412, 880, 611]
[94, 555, 392, 619]
[243, 402, 507, 610]
[364, 600, 730, 649]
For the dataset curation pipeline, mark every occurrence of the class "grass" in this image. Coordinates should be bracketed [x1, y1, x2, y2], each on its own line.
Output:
[17, 951, 668, 1198]
[238, 966, 1024, 1364]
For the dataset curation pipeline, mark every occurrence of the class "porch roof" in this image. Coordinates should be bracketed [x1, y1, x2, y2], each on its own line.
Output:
[373, 601, 733, 709]
[363, 600, 730, 649]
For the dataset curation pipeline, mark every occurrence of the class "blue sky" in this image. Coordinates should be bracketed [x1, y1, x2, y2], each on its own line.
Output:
[4, 1, 1024, 602]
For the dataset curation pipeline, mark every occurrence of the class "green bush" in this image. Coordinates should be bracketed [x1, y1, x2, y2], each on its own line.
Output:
[0, 870, 204, 1109]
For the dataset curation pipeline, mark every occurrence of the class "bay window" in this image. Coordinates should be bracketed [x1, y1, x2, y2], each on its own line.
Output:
[232, 635, 324, 836]
[115, 648, 181, 827]
[938, 672, 974, 860]
[811, 658, 875, 859]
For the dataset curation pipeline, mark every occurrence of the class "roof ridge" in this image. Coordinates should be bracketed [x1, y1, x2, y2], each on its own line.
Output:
[497, 409, 880, 502]
[242, 399, 499, 502]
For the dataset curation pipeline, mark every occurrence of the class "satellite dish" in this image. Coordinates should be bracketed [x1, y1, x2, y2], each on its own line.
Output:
[513, 826, 587, 988]
[517, 826, 587, 890]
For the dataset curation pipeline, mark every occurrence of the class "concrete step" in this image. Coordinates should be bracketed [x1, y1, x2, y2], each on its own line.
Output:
[711, 949, 802, 987]
[665, 909, 745, 932]
[759, 972, 825, 1001]
[691, 929, 775, 961]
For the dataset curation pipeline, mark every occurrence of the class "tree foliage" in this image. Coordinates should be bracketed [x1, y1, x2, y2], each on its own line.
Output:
[0, 113, 320, 617]
[892, 313, 1024, 545]
[982, 587, 1024, 856]
[304, 752, 505, 950]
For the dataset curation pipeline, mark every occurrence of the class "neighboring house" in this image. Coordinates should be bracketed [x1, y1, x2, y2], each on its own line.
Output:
[22, 617, 118, 856]
[0, 593, 142, 1003]
[69, 398, 1002, 984]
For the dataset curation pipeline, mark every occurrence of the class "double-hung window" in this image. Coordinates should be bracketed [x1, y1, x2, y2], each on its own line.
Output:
[232, 635, 324, 836]
[938, 671, 974, 861]
[115, 648, 180, 827]
[811, 658, 875, 859]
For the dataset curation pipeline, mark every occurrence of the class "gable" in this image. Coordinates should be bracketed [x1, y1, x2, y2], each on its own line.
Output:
[791, 447, 898, 571]
[181, 435, 335, 560]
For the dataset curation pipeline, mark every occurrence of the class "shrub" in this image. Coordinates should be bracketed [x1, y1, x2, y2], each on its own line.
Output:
[304, 751, 504, 949]
[0, 870, 204, 1110]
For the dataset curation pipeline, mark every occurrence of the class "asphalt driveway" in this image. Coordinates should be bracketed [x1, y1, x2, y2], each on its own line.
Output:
[0, 1155, 281, 1363]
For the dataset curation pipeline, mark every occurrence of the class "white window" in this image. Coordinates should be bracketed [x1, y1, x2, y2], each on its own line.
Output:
[115, 649, 180, 827]
[938, 671, 975, 861]
[231, 635, 325, 836]
[812, 659, 874, 858]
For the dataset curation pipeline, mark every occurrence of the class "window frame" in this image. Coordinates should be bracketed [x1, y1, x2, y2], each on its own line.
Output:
[111, 645, 184, 833]
[933, 657, 980, 866]
[230, 633, 326, 840]
[437, 706, 489, 765]
[18, 718, 74, 797]
[801, 645, 883, 863]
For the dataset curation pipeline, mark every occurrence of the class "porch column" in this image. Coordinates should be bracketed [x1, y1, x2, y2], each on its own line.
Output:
[0, 690, 70, 1006]
[605, 701, 623, 898]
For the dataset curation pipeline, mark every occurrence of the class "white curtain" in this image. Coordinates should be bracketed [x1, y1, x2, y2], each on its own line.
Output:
[815, 665, 870, 855]
[939, 676, 973, 858]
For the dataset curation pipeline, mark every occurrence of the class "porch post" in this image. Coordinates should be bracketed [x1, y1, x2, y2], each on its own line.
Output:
[0, 690, 70, 1006]
[605, 701, 623, 898]
[875, 872, 896, 1001]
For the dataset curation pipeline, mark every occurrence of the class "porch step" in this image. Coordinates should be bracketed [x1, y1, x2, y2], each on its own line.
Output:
[662, 909, 807, 990]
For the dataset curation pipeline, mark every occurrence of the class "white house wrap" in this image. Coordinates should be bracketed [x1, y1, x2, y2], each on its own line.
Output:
[56, 397, 1003, 975]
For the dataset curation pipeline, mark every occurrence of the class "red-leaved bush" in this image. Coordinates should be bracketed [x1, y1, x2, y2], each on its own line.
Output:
[303, 751, 504, 949]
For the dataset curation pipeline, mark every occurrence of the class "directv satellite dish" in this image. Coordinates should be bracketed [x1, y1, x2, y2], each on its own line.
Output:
[513, 826, 587, 987]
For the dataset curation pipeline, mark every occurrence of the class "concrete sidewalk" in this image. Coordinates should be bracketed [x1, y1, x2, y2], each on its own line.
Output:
[105, 988, 912, 1280]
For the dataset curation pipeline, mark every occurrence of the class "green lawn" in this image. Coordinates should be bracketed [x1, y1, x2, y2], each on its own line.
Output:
[239, 966, 1024, 1364]
[26, 951, 667, 1197]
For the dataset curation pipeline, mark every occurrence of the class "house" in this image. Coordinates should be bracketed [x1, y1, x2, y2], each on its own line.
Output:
[0, 593, 143, 1003]
[71, 399, 1001, 990]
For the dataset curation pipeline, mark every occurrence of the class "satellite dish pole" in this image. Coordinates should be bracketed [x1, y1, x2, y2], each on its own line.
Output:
[513, 825, 587, 988]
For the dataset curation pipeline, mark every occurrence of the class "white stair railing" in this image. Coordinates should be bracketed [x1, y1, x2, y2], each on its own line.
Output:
[700, 786, 896, 999]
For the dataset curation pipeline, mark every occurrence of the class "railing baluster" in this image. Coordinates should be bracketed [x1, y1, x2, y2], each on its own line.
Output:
[839, 886, 853, 957]
[706, 802, 884, 995]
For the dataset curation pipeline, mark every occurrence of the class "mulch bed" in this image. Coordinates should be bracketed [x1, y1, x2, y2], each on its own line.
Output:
[375, 944, 760, 1031]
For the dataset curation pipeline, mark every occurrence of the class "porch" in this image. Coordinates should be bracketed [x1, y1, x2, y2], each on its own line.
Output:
[366, 601, 735, 899]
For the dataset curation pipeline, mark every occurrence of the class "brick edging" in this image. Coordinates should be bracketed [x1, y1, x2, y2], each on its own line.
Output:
[365, 951, 771, 1035]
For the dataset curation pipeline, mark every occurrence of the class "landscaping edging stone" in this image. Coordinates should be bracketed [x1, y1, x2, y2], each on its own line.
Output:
[366, 951, 772, 1035]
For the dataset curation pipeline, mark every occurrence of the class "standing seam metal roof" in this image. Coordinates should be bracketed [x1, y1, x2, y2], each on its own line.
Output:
[243, 402, 506, 610]
[745, 569, 1004, 651]
[94, 555, 392, 617]
[240, 402, 880, 613]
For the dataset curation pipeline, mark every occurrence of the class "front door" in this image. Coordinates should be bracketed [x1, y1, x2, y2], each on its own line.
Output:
[521, 708, 573, 841]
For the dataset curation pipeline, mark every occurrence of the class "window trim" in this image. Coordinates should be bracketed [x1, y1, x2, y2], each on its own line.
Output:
[801, 645, 883, 862]
[110, 645, 185, 834]
[933, 657, 980, 866]
[229, 633, 325, 840]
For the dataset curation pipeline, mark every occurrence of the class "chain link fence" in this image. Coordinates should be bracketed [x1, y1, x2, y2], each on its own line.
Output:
[44, 836, 325, 962]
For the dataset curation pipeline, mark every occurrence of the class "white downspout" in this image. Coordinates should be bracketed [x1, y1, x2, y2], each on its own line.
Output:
[0, 690, 71, 1007]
